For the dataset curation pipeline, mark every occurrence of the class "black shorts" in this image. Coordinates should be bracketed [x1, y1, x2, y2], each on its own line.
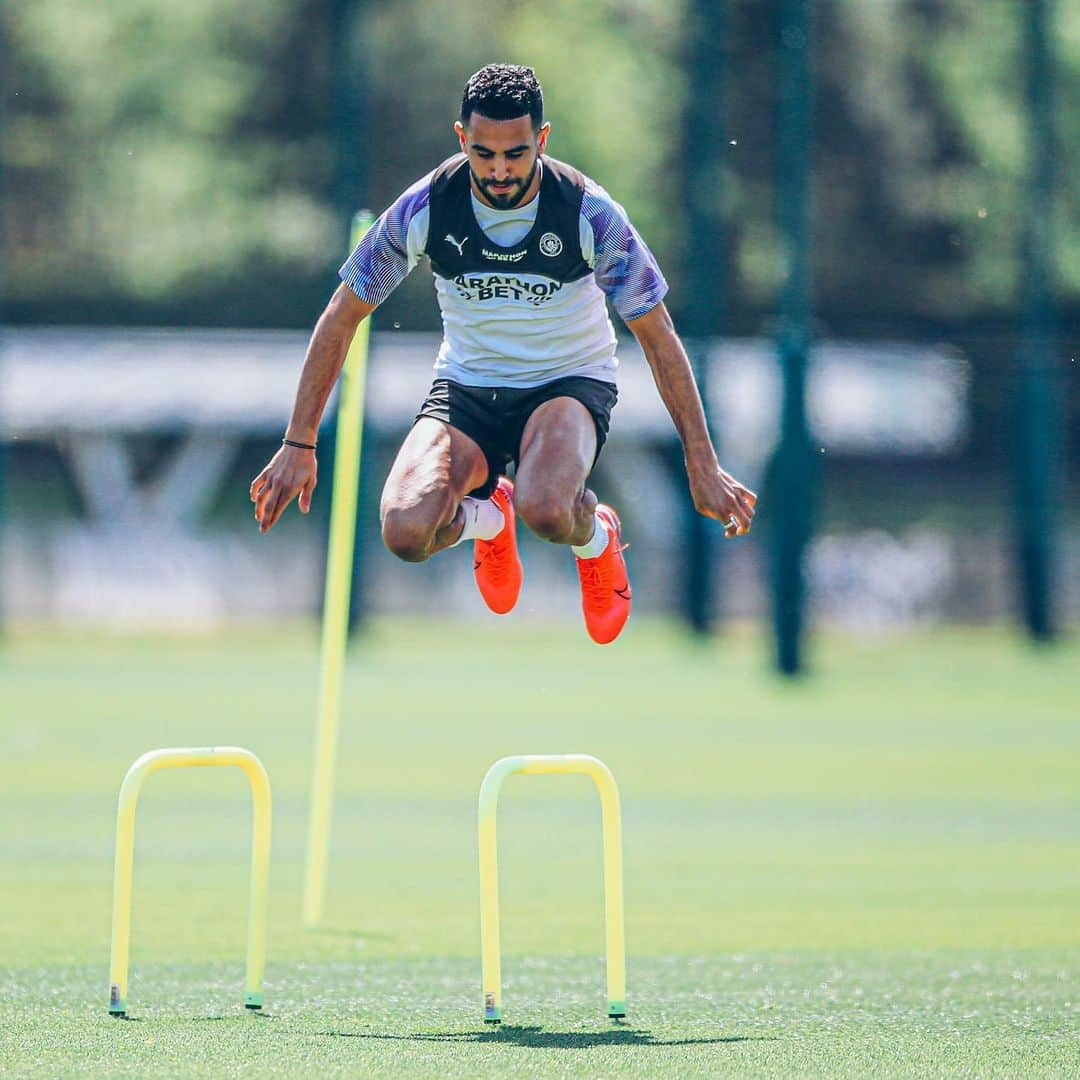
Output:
[415, 375, 618, 498]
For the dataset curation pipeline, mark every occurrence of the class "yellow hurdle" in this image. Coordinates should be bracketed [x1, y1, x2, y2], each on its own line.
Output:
[107, 747, 272, 1017]
[478, 754, 627, 1023]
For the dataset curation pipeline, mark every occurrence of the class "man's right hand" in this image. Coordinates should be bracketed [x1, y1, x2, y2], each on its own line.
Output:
[250, 444, 318, 534]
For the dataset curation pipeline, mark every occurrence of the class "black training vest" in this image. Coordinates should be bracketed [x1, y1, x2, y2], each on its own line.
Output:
[424, 154, 591, 284]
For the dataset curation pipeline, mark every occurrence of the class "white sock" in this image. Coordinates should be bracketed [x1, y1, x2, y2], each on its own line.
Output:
[451, 496, 505, 546]
[571, 515, 610, 559]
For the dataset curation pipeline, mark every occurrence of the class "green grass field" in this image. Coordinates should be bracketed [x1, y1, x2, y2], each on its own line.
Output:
[2, 619, 1078, 1077]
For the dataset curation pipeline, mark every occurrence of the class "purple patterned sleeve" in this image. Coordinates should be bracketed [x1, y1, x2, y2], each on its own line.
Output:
[338, 173, 432, 305]
[582, 182, 668, 321]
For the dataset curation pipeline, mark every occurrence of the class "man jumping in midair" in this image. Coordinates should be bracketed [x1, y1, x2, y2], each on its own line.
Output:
[252, 64, 756, 644]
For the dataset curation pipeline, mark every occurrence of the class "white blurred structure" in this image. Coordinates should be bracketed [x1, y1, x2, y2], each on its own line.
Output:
[3, 325, 1052, 629]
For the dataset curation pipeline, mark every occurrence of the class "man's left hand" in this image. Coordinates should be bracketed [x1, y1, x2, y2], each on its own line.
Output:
[689, 464, 757, 538]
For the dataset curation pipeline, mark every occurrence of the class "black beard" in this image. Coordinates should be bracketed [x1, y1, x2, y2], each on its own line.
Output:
[472, 157, 539, 209]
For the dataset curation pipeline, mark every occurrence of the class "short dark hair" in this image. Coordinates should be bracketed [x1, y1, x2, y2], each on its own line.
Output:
[460, 64, 544, 131]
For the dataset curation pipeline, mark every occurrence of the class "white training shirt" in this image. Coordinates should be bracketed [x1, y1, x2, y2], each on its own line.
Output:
[339, 162, 668, 388]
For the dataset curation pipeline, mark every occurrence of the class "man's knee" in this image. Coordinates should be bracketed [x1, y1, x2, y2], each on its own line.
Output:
[381, 507, 436, 563]
[516, 489, 577, 544]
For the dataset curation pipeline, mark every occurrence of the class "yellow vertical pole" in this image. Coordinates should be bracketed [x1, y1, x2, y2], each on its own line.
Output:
[302, 211, 376, 927]
[478, 758, 514, 1022]
[477, 754, 627, 1023]
[108, 765, 141, 1016]
[242, 752, 273, 1008]
[593, 760, 627, 1017]
[107, 747, 272, 1016]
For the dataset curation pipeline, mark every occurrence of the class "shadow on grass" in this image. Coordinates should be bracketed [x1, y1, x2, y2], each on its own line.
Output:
[191, 1012, 277, 1021]
[305, 927, 397, 944]
[317, 1024, 773, 1048]
[115, 1012, 277, 1023]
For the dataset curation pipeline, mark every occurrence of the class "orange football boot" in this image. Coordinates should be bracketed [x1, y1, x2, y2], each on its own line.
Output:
[576, 504, 631, 644]
[473, 477, 523, 615]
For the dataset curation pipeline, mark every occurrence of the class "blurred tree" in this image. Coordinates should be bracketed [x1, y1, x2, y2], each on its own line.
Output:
[722, 0, 1080, 330]
[1, 0, 1078, 337]
[679, 0, 727, 635]
[3, 0, 340, 324]
[1014, 0, 1062, 641]
[770, 0, 817, 675]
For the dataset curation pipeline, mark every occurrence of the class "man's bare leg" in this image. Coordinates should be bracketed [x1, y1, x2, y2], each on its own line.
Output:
[513, 398, 598, 546]
[515, 396, 631, 644]
[380, 418, 489, 562]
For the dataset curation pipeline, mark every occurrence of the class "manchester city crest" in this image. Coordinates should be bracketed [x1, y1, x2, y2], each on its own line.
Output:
[539, 232, 563, 257]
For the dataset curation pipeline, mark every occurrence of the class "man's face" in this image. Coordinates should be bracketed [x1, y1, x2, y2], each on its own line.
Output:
[455, 112, 550, 209]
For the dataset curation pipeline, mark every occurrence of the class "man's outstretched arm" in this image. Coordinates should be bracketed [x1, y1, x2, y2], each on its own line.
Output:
[626, 302, 757, 537]
[250, 283, 377, 533]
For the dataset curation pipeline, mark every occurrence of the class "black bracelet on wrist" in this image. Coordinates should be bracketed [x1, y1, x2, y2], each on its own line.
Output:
[282, 438, 317, 451]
